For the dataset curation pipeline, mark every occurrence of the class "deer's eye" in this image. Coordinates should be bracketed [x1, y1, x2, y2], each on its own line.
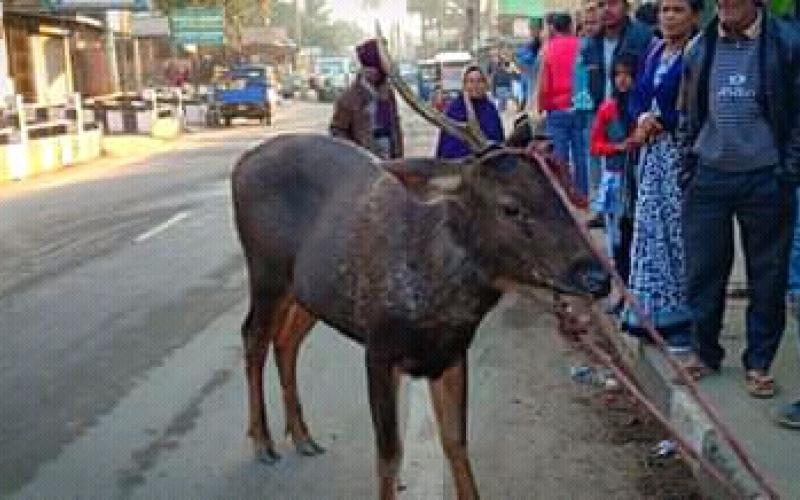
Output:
[499, 198, 522, 219]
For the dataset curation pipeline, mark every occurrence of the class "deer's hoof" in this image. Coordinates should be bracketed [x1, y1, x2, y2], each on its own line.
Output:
[256, 448, 281, 465]
[295, 437, 326, 456]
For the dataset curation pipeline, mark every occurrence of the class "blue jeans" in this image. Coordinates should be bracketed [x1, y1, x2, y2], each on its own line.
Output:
[683, 165, 796, 371]
[583, 111, 602, 210]
[494, 86, 511, 112]
[787, 188, 800, 359]
[546, 109, 589, 197]
[575, 110, 593, 199]
[787, 187, 800, 295]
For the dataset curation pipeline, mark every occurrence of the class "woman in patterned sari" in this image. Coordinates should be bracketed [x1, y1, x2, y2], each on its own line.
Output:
[623, 0, 702, 353]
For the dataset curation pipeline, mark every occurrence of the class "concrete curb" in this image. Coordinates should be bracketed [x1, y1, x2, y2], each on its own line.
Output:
[0, 129, 103, 183]
[606, 332, 765, 499]
[0, 131, 180, 186]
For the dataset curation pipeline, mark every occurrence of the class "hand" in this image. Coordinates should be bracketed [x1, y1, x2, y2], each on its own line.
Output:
[649, 119, 664, 137]
[616, 138, 638, 153]
[637, 113, 664, 141]
[626, 137, 642, 150]
[632, 126, 649, 146]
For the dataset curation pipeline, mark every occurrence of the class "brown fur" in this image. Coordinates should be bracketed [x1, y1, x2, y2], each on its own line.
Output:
[231, 133, 609, 498]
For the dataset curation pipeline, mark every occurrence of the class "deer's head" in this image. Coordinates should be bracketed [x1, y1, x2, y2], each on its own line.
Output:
[376, 29, 609, 298]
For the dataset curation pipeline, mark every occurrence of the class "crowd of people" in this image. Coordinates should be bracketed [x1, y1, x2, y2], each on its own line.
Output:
[329, 0, 800, 429]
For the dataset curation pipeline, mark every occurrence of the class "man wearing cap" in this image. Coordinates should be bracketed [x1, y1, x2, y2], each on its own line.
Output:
[329, 39, 404, 160]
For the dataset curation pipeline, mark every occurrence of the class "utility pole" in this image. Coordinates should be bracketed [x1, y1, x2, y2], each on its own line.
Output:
[464, 0, 476, 52]
[294, 0, 302, 49]
[438, 0, 444, 51]
[420, 14, 427, 58]
[0, 1, 13, 105]
[473, 0, 480, 50]
[486, 0, 494, 39]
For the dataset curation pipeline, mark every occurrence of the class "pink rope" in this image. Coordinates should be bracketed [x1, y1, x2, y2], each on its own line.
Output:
[518, 147, 781, 500]
[577, 334, 746, 499]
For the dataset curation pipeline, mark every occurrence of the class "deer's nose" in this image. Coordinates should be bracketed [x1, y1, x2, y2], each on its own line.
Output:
[571, 259, 611, 298]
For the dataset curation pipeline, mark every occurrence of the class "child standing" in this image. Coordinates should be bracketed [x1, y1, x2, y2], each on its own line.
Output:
[589, 55, 639, 285]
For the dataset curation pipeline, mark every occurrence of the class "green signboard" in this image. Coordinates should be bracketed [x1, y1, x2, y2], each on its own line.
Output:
[498, 0, 544, 18]
[40, 0, 150, 10]
[170, 7, 225, 45]
[771, 0, 797, 16]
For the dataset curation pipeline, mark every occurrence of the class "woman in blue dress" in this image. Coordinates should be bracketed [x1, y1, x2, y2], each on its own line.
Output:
[436, 65, 504, 159]
[623, 0, 702, 353]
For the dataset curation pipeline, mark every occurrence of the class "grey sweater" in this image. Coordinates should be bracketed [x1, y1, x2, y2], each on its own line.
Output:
[694, 37, 780, 171]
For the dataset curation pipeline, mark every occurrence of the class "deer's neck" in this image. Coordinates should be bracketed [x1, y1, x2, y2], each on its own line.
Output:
[350, 181, 501, 334]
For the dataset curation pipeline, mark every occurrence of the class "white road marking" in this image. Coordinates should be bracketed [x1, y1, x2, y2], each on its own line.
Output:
[133, 211, 191, 243]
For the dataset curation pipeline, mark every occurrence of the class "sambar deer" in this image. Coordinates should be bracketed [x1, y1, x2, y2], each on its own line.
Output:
[231, 32, 610, 500]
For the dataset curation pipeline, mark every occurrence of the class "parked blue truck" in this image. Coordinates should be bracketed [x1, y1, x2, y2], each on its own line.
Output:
[214, 65, 275, 126]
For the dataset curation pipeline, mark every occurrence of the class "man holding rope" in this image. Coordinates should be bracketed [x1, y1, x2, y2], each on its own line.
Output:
[677, 0, 800, 397]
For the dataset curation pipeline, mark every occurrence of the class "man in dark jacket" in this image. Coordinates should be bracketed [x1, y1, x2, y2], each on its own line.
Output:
[329, 39, 404, 159]
[676, 0, 800, 398]
[581, 0, 653, 111]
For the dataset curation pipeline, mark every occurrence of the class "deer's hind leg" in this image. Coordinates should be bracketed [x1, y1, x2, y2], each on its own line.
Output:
[273, 298, 324, 456]
[241, 289, 294, 465]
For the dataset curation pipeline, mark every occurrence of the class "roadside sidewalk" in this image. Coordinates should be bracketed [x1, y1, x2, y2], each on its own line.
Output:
[609, 240, 800, 499]
[0, 97, 304, 191]
[0, 115, 281, 198]
[0, 133, 183, 198]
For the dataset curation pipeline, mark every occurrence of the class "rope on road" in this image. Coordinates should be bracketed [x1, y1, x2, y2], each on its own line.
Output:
[574, 327, 745, 499]
[513, 146, 781, 500]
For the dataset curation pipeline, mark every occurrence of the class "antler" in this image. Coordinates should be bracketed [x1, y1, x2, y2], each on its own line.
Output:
[375, 23, 490, 153]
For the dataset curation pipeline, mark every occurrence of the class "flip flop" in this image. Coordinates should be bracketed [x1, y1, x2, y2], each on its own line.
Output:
[745, 370, 775, 399]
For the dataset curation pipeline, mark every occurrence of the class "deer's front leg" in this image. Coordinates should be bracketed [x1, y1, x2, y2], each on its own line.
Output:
[429, 354, 479, 500]
[366, 352, 403, 500]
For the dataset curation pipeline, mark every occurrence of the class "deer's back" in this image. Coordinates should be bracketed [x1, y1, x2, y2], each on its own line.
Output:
[232, 134, 381, 265]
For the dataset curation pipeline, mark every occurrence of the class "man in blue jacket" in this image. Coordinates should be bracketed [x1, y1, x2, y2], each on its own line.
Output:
[676, 0, 800, 400]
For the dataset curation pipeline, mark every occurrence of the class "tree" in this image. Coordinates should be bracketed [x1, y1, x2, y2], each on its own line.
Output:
[315, 20, 366, 54]
[268, 0, 295, 28]
[407, 0, 443, 20]
[408, 0, 446, 55]
[296, 0, 365, 54]
[154, 0, 363, 54]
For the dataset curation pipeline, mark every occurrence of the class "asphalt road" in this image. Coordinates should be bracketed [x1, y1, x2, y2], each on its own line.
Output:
[1, 100, 647, 499]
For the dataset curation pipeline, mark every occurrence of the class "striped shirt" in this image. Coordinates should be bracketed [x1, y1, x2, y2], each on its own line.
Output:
[693, 37, 779, 171]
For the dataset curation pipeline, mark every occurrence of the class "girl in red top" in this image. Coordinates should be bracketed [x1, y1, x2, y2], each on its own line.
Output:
[589, 54, 639, 284]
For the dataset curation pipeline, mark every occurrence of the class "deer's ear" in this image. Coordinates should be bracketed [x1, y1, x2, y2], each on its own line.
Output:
[382, 158, 466, 194]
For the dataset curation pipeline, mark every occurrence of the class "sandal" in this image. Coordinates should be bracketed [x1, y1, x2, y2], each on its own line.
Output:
[745, 370, 775, 399]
